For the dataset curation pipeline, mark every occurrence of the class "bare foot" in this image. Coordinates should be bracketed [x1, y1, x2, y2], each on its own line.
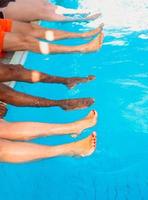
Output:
[71, 110, 98, 138]
[66, 75, 96, 89]
[69, 132, 96, 157]
[61, 13, 101, 22]
[59, 98, 94, 110]
[81, 23, 104, 38]
[80, 32, 104, 53]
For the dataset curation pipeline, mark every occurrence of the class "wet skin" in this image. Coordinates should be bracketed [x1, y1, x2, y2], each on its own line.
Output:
[0, 83, 94, 110]
[0, 63, 95, 89]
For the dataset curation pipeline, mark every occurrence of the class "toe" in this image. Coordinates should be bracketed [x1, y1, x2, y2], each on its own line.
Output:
[88, 75, 96, 81]
[92, 137, 96, 147]
[92, 110, 97, 117]
[92, 132, 96, 145]
[92, 131, 96, 137]
[87, 110, 97, 119]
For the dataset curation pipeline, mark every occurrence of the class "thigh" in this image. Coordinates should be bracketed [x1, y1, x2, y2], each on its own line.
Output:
[11, 20, 33, 34]
[3, 31, 25, 51]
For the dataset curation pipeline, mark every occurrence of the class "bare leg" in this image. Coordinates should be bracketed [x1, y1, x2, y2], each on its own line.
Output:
[0, 111, 97, 140]
[3, 32, 104, 54]
[0, 83, 94, 110]
[0, 63, 95, 88]
[39, 2, 101, 22]
[2, 0, 100, 22]
[17, 0, 90, 16]
[0, 132, 96, 163]
[11, 21, 104, 41]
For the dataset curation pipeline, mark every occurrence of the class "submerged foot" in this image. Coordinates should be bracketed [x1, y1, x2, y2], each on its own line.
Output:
[66, 75, 96, 89]
[80, 32, 104, 53]
[71, 110, 98, 138]
[59, 98, 94, 110]
[69, 132, 96, 157]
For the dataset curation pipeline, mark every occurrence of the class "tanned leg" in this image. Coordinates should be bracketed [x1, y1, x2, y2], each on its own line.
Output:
[3, 32, 104, 54]
[2, 0, 100, 22]
[0, 63, 95, 89]
[11, 20, 104, 41]
[0, 132, 96, 163]
[0, 83, 94, 110]
[0, 111, 97, 140]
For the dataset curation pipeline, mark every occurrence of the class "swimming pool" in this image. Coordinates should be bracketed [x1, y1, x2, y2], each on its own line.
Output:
[0, 0, 148, 199]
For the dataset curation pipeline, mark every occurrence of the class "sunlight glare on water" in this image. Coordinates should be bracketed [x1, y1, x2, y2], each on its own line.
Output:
[79, 0, 148, 32]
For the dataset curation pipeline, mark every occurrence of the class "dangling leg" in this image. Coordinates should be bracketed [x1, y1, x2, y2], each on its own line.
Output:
[0, 63, 95, 89]
[0, 111, 97, 140]
[11, 20, 104, 41]
[0, 132, 96, 163]
[3, 29, 104, 54]
[2, 0, 100, 22]
[40, 4, 101, 22]
[0, 83, 94, 110]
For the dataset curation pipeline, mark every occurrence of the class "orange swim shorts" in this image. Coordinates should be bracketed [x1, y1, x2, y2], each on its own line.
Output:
[0, 30, 5, 58]
[0, 19, 12, 32]
[0, 19, 12, 57]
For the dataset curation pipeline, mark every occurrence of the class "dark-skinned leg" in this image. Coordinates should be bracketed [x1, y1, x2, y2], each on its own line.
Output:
[0, 83, 94, 110]
[0, 63, 95, 88]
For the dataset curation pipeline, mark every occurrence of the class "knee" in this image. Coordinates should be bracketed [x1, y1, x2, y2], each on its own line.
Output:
[17, 34, 36, 49]
[0, 87, 18, 105]
[18, 34, 31, 43]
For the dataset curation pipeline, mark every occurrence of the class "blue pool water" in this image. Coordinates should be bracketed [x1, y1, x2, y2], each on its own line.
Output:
[0, 1, 148, 200]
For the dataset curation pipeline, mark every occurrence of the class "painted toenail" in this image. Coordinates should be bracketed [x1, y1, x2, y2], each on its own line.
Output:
[92, 110, 95, 114]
